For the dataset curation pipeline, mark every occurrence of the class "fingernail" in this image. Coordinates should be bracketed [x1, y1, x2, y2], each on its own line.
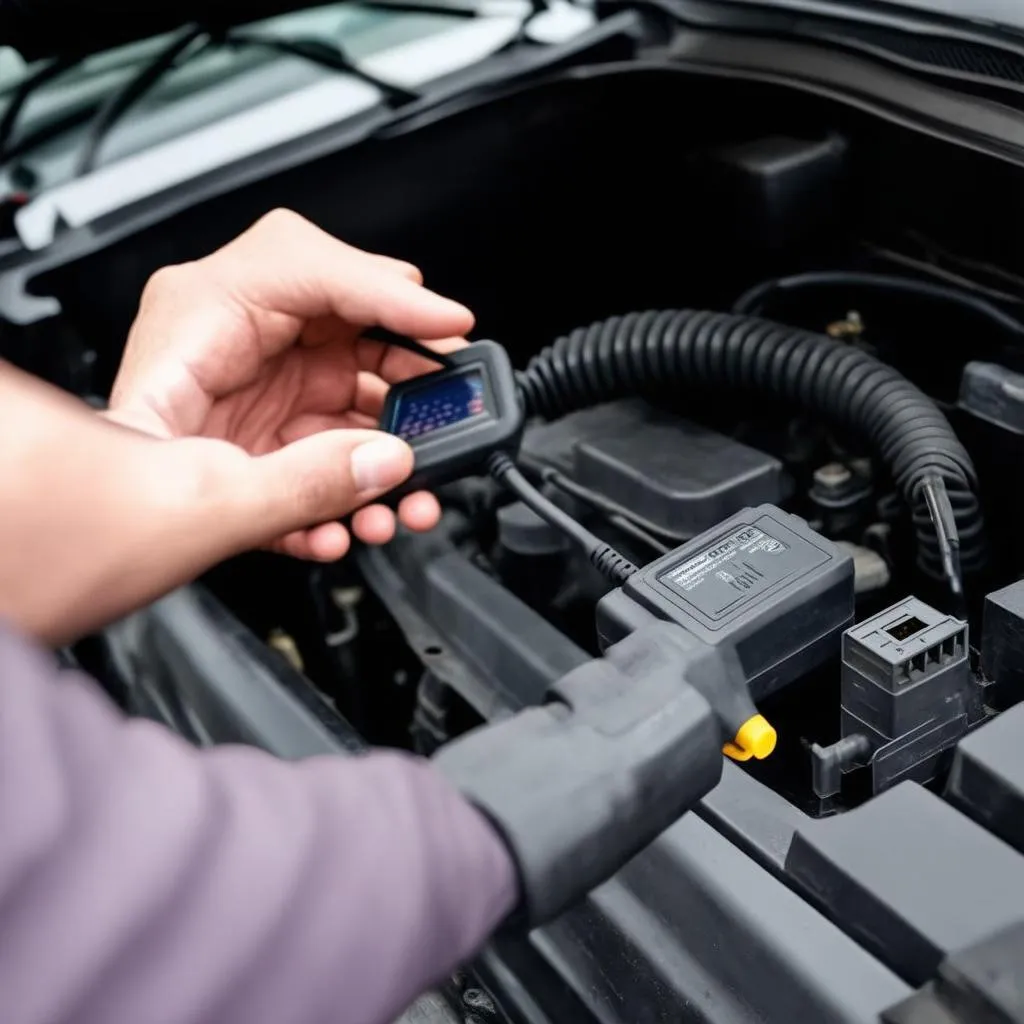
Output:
[351, 435, 411, 493]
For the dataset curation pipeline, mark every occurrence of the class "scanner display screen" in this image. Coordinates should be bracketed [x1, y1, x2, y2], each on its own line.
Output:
[392, 370, 487, 441]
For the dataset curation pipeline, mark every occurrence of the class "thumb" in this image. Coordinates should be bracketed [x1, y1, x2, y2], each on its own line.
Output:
[241, 430, 414, 543]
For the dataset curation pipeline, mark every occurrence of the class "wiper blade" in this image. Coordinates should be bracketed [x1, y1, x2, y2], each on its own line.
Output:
[6, 13, 441, 179]
[0, 54, 82, 163]
[74, 25, 207, 178]
[225, 31, 419, 106]
[346, 0, 482, 17]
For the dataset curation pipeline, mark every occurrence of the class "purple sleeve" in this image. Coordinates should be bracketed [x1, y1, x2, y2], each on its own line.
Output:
[0, 624, 518, 1024]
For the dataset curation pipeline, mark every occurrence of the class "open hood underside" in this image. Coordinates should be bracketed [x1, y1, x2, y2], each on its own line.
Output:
[4, 0, 1023, 61]
[1, 0, 318, 59]
[714, 0, 1024, 37]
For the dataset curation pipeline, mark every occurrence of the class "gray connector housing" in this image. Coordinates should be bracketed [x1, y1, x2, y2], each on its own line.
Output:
[597, 505, 855, 701]
[842, 597, 969, 744]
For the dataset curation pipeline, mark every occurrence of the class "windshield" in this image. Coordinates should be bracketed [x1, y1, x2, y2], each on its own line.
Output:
[0, 2, 532, 196]
[0, 0, 592, 251]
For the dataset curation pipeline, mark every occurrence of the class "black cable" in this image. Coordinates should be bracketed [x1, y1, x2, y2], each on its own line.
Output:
[362, 327, 457, 368]
[0, 104, 97, 166]
[532, 464, 672, 556]
[865, 243, 1024, 307]
[921, 475, 966, 616]
[70, 21, 418, 179]
[73, 25, 207, 178]
[516, 310, 986, 586]
[0, 54, 81, 163]
[900, 231, 1024, 300]
[2, 37, 278, 169]
[487, 452, 638, 585]
[733, 270, 1024, 341]
[352, 0, 481, 16]
[225, 32, 418, 106]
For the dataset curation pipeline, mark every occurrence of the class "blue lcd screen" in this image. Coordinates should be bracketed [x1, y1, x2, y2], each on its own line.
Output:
[392, 370, 487, 441]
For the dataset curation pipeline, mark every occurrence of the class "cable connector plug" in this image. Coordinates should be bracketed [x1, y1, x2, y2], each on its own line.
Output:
[590, 545, 638, 585]
[920, 474, 966, 615]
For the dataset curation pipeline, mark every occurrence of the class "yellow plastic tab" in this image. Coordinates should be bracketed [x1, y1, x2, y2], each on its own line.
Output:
[722, 714, 777, 762]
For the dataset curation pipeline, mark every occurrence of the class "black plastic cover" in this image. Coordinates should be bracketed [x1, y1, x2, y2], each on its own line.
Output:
[497, 501, 567, 557]
[946, 703, 1024, 857]
[981, 581, 1024, 710]
[596, 505, 855, 700]
[101, 585, 364, 758]
[959, 361, 1024, 436]
[884, 921, 1024, 1024]
[358, 524, 589, 719]
[520, 400, 786, 542]
[785, 782, 1024, 985]
[433, 623, 725, 927]
[692, 133, 849, 254]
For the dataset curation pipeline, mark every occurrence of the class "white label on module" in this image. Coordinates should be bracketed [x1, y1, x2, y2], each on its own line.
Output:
[658, 525, 792, 618]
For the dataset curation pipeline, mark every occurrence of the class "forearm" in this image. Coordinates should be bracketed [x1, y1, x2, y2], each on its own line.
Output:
[0, 362, 239, 643]
[0, 623, 516, 1024]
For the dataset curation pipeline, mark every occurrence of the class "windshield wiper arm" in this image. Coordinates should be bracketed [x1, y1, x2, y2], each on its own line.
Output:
[0, 54, 83, 164]
[74, 25, 207, 178]
[225, 31, 419, 106]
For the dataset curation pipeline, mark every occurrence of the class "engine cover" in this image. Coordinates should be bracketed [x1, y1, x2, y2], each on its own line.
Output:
[521, 399, 789, 543]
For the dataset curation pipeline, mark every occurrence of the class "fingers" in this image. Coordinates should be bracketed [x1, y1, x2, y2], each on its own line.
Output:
[210, 209, 474, 347]
[368, 254, 423, 285]
[276, 408, 377, 447]
[282, 340, 472, 428]
[358, 335, 470, 386]
[112, 210, 474, 445]
[266, 491, 440, 562]
[397, 491, 442, 531]
[240, 429, 413, 547]
[351, 504, 396, 545]
[272, 522, 352, 561]
[349, 492, 441, 546]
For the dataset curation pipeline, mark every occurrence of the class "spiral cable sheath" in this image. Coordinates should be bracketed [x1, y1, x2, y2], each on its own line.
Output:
[517, 310, 985, 580]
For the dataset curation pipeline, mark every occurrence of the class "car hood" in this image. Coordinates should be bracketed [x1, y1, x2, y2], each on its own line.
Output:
[3, 1, 316, 60]
[5, 0, 1023, 61]
[713, 0, 1024, 36]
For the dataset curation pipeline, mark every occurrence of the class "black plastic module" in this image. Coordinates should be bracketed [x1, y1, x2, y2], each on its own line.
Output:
[596, 505, 854, 699]
[520, 400, 787, 542]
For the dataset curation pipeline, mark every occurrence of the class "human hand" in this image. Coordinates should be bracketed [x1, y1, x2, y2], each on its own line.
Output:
[106, 209, 474, 561]
[0, 358, 475, 644]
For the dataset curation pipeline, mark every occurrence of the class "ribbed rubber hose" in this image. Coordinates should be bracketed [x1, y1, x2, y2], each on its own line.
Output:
[516, 310, 986, 578]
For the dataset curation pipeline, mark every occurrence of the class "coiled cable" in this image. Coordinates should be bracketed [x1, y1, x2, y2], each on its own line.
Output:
[516, 310, 985, 588]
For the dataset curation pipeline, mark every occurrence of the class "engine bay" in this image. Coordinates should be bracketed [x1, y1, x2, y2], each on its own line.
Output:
[4, 33, 1024, 1021]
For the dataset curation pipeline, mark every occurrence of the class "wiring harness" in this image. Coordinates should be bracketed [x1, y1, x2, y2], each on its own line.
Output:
[517, 309, 986, 597]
